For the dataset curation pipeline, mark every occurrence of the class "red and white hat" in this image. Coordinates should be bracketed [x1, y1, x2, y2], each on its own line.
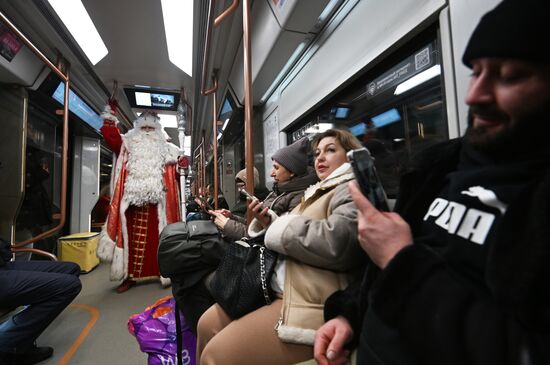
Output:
[133, 111, 161, 130]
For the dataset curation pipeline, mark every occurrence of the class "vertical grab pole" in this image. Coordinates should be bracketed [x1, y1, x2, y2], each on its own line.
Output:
[243, 0, 254, 222]
[212, 76, 219, 210]
[201, 132, 206, 197]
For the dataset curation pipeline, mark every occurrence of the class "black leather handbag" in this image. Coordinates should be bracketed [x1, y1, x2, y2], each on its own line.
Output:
[210, 237, 278, 319]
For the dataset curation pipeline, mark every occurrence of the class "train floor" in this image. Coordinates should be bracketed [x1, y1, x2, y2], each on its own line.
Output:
[38, 262, 173, 365]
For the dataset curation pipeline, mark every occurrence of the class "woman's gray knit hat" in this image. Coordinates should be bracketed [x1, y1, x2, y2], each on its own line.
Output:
[271, 137, 309, 176]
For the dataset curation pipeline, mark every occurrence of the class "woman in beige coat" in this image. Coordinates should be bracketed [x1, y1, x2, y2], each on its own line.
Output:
[197, 129, 365, 365]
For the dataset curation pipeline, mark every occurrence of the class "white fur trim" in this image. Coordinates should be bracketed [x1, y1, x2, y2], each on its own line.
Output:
[303, 163, 354, 201]
[165, 142, 181, 164]
[97, 229, 115, 261]
[100, 105, 119, 123]
[247, 209, 278, 238]
[276, 325, 316, 345]
[122, 132, 166, 206]
[120, 199, 130, 281]
[160, 276, 171, 287]
[110, 246, 126, 281]
[157, 197, 167, 234]
[133, 113, 162, 130]
[264, 214, 295, 252]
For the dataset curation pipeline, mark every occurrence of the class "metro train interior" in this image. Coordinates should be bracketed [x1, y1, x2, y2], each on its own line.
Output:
[0, 0, 503, 364]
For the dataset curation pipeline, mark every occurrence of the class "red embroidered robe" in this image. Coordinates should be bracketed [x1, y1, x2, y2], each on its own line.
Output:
[97, 124, 180, 282]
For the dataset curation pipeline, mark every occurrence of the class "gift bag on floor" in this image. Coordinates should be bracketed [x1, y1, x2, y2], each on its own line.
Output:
[128, 296, 196, 365]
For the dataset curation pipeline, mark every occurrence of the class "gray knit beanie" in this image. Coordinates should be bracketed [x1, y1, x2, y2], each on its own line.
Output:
[271, 137, 309, 176]
[235, 167, 259, 188]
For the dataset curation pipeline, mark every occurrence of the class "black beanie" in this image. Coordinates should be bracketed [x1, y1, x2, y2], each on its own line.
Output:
[462, 0, 550, 68]
[271, 137, 309, 176]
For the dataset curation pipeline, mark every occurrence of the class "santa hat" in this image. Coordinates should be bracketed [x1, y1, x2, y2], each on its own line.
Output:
[463, 0, 550, 67]
[100, 104, 119, 124]
[133, 112, 162, 130]
[271, 137, 309, 176]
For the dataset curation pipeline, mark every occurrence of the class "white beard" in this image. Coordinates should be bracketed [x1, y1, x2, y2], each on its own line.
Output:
[122, 130, 168, 206]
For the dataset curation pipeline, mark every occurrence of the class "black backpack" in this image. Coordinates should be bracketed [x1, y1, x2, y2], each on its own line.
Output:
[157, 220, 227, 364]
[158, 220, 226, 291]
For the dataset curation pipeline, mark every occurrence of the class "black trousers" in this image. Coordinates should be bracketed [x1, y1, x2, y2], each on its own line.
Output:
[0, 260, 82, 353]
[174, 279, 215, 335]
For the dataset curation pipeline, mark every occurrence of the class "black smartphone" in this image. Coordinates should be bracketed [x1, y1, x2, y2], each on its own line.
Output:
[239, 188, 268, 211]
[347, 148, 389, 211]
[239, 188, 258, 201]
[199, 197, 214, 212]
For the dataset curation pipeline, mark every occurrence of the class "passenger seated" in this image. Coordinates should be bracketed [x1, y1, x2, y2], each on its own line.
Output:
[209, 138, 318, 241]
[205, 184, 229, 211]
[207, 167, 263, 239]
[315, 1, 550, 363]
[197, 129, 364, 365]
[0, 239, 81, 365]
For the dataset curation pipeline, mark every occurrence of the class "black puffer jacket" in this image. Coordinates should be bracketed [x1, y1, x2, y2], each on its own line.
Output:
[325, 138, 550, 365]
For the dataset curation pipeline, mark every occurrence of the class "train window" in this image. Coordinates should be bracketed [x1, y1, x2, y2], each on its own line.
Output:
[14, 103, 62, 254]
[288, 26, 448, 198]
[217, 91, 238, 141]
[52, 82, 103, 131]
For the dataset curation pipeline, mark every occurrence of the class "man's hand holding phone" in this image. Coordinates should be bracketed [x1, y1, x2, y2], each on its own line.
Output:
[347, 148, 389, 211]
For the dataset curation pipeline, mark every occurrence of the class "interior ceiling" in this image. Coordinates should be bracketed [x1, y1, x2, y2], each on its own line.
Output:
[0, 0, 234, 143]
[82, 0, 197, 113]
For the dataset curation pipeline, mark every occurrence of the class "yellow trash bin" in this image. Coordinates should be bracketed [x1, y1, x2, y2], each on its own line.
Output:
[58, 232, 100, 273]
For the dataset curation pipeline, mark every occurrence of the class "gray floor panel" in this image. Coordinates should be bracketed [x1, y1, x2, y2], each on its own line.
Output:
[38, 263, 173, 365]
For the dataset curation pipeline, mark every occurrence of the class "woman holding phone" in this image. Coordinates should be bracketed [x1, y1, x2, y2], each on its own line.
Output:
[197, 129, 365, 365]
[209, 137, 318, 241]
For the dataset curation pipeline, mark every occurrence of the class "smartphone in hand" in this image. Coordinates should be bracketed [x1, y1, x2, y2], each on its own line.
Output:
[239, 188, 268, 212]
[199, 197, 214, 212]
[347, 148, 389, 211]
[239, 188, 258, 201]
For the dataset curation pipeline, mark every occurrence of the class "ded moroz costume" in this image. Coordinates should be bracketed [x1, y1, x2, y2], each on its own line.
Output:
[97, 105, 181, 291]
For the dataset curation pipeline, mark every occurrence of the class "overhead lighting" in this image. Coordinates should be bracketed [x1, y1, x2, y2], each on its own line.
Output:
[48, 0, 108, 65]
[221, 118, 230, 131]
[157, 113, 178, 128]
[305, 123, 334, 134]
[317, 0, 341, 24]
[394, 65, 441, 95]
[260, 41, 308, 103]
[161, 0, 193, 76]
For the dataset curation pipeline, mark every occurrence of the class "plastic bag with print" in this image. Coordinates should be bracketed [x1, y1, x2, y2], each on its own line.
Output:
[128, 296, 196, 365]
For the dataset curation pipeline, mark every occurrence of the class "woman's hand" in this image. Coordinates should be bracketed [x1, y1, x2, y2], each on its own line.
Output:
[248, 198, 271, 228]
[349, 181, 412, 268]
[208, 210, 229, 230]
[314, 316, 353, 365]
[217, 209, 232, 218]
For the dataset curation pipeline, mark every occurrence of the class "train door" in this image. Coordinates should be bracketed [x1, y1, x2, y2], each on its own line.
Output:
[14, 92, 64, 255]
[0, 86, 27, 244]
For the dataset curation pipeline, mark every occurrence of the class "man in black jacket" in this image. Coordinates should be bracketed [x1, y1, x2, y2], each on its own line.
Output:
[314, 0, 550, 364]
